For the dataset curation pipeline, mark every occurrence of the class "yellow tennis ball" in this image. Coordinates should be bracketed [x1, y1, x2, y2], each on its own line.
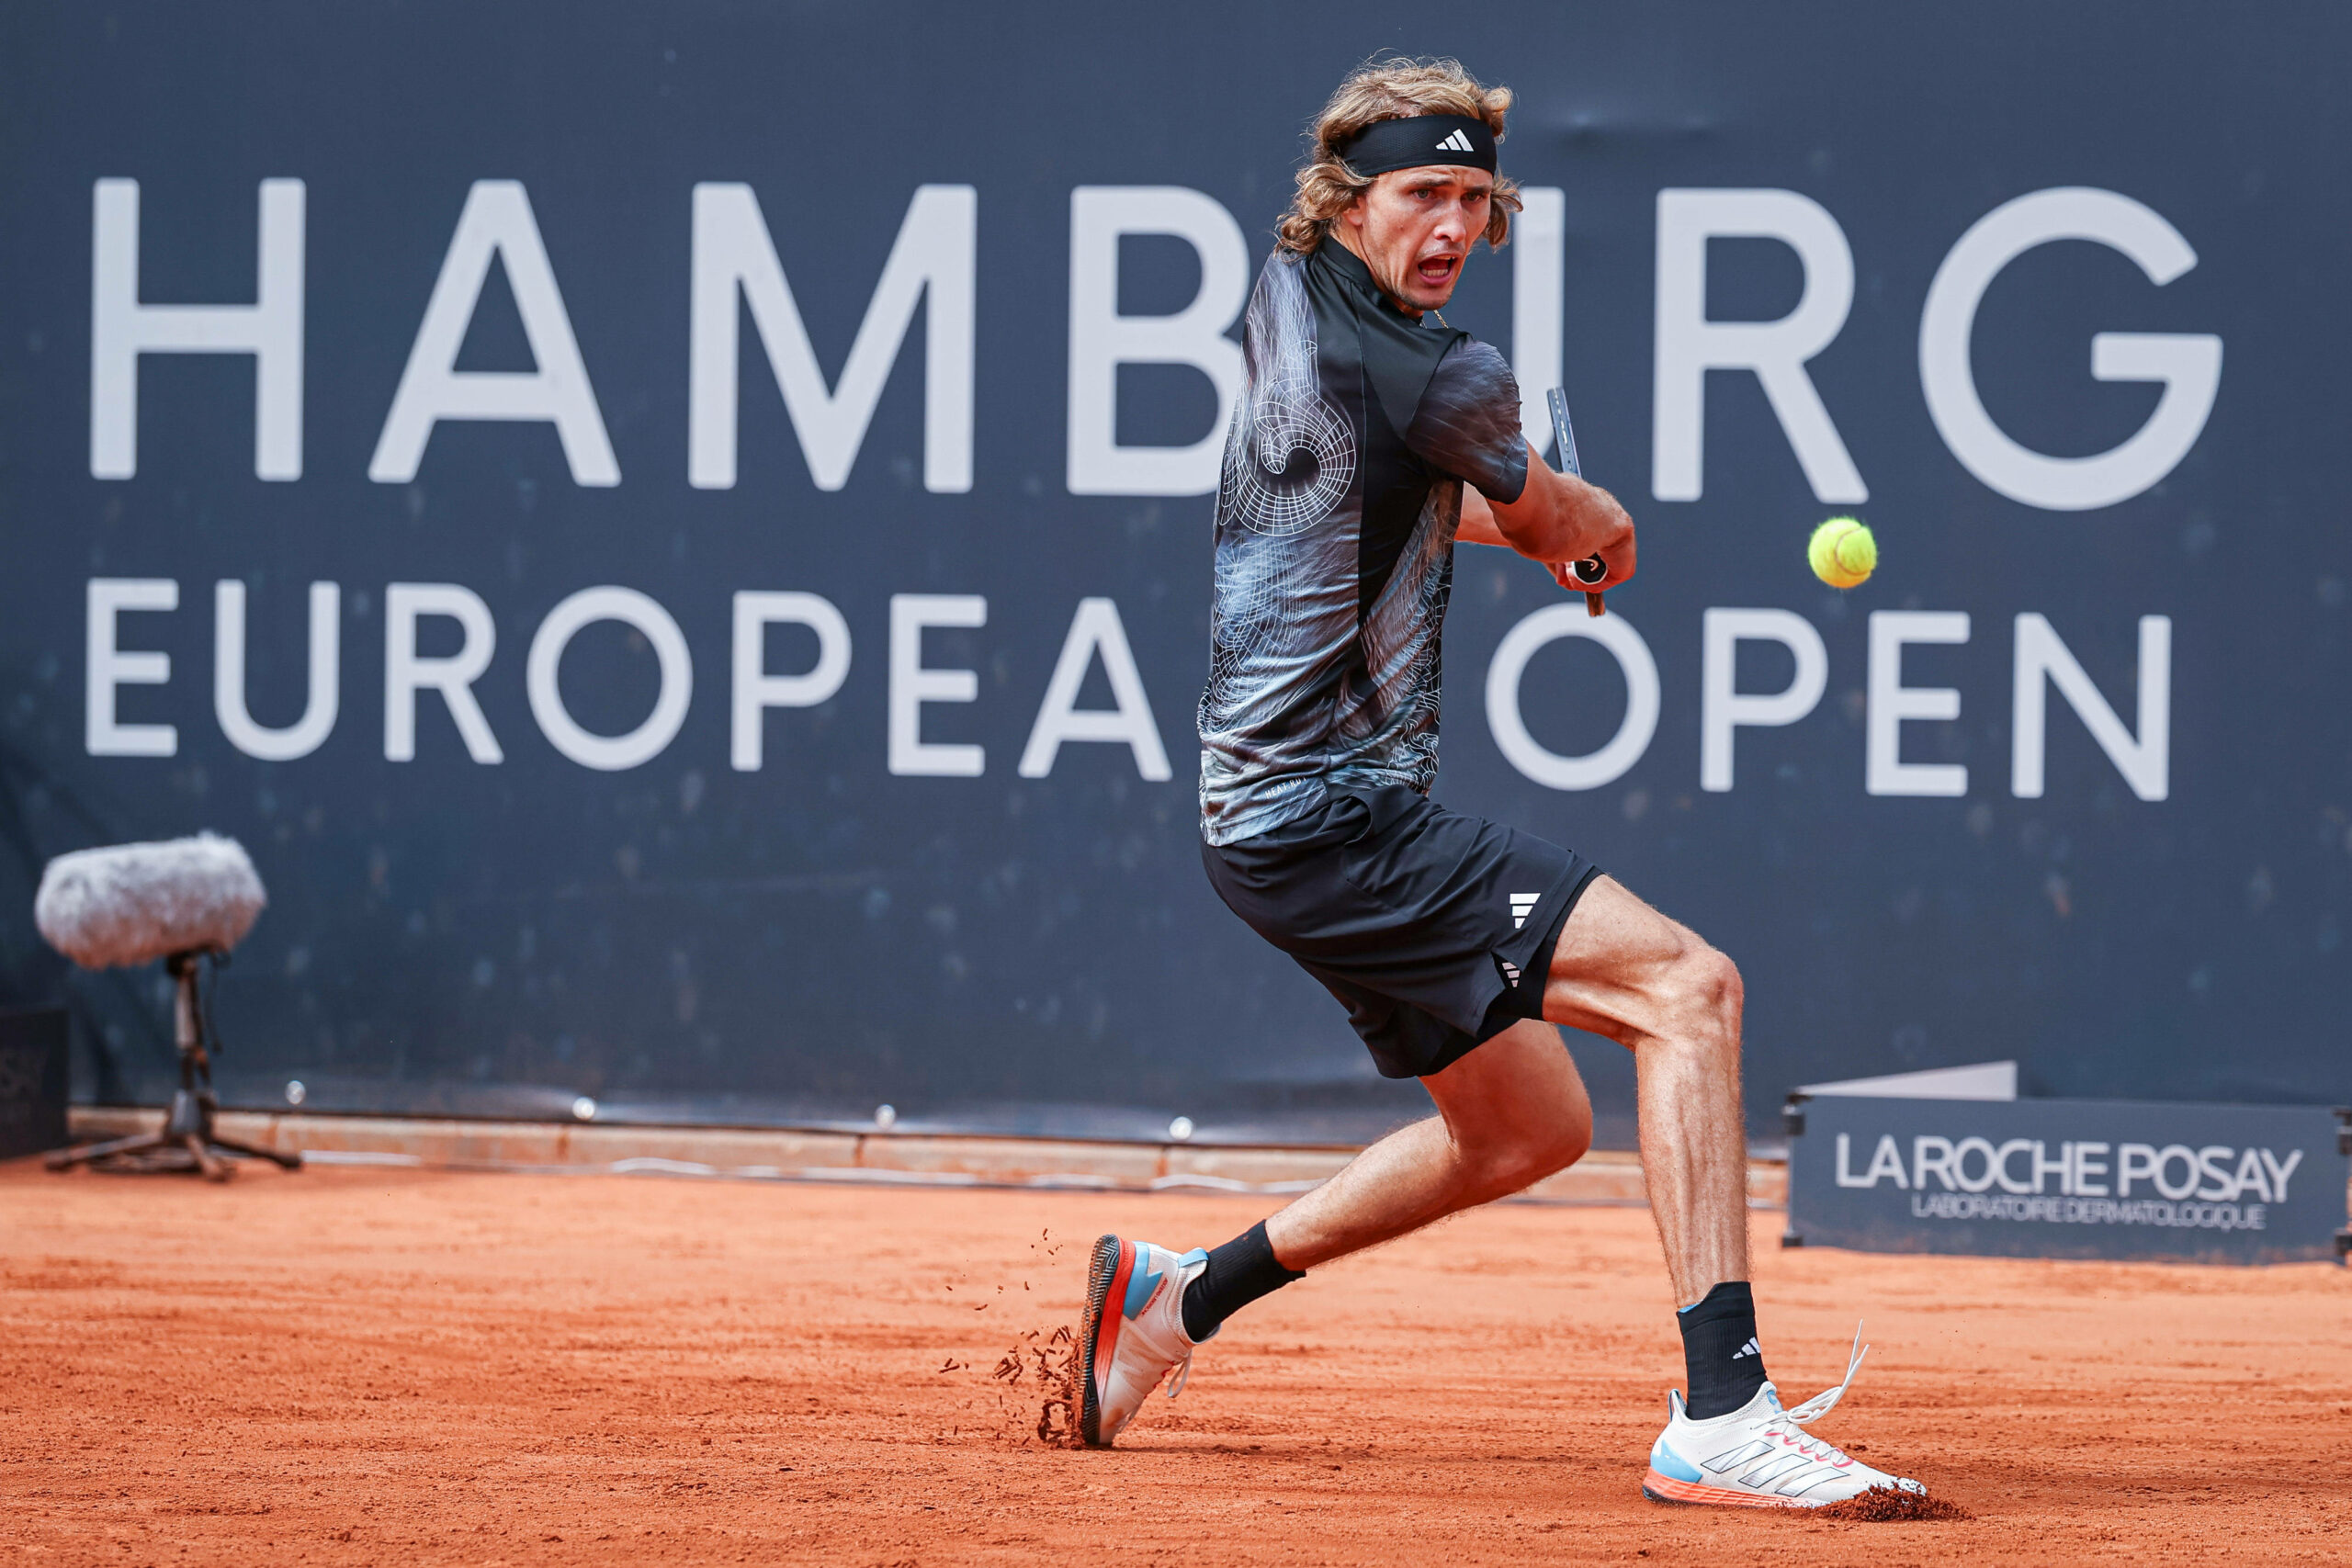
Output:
[1808, 516, 1877, 589]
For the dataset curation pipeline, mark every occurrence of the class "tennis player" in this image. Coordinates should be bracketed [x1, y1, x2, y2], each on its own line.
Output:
[1078, 56, 1922, 1509]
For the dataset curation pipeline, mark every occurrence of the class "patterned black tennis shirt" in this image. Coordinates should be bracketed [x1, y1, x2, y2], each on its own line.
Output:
[1197, 239, 1529, 845]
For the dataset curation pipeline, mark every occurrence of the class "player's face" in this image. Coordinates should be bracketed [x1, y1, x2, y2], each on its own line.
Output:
[1340, 167, 1493, 313]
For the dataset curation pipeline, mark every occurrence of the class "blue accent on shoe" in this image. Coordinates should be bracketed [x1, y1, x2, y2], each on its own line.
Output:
[1650, 1438, 1704, 1483]
[1124, 1248, 1163, 1318]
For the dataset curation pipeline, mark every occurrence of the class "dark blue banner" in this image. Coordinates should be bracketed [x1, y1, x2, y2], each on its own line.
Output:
[2, 3, 2346, 1139]
[1787, 1096, 2350, 1264]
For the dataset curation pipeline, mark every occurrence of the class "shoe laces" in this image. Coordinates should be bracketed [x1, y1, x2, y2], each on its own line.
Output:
[1761, 1323, 1870, 1462]
[1161, 1248, 1211, 1402]
[1164, 1344, 1195, 1401]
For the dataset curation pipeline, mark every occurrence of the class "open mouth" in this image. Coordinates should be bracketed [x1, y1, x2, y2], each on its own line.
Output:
[1415, 254, 1461, 288]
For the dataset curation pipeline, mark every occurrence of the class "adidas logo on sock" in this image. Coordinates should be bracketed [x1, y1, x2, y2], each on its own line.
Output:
[1435, 129, 1477, 153]
[1508, 892, 1541, 931]
[1731, 1337, 1760, 1360]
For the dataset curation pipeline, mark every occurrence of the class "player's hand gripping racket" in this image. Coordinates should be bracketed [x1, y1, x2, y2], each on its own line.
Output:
[1546, 386, 1608, 617]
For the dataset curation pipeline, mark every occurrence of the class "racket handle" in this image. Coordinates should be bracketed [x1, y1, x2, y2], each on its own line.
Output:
[1566, 553, 1607, 616]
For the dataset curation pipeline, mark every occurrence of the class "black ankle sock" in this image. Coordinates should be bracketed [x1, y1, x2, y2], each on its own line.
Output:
[1180, 1221, 1304, 1341]
[1677, 1280, 1769, 1419]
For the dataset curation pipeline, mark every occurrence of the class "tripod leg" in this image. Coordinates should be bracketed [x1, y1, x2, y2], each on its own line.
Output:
[209, 1137, 302, 1170]
[46, 1131, 175, 1170]
[184, 1132, 230, 1181]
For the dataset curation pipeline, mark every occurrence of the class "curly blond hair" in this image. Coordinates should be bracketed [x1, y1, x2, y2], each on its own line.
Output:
[1277, 57, 1522, 256]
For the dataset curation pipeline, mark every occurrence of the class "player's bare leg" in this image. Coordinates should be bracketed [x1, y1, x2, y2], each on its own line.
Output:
[1534, 874, 1921, 1505]
[1080, 1022, 1592, 1445]
[1535, 874, 1748, 1305]
[1261, 1019, 1590, 1269]
[1241, 875, 1746, 1312]
[1242, 875, 1738, 1292]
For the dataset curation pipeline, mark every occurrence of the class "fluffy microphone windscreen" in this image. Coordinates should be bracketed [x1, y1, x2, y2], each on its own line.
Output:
[34, 833, 268, 970]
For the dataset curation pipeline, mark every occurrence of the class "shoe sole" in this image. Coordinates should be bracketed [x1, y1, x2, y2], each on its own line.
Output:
[1642, 1469, 1812, 1508]
[1077, 1235, 1129, 1449]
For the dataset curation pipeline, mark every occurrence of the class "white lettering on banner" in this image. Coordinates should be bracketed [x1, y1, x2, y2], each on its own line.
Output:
[384, 583, 503, 763]
[1700, 607, 1826, 792]
[2155, 1145, 2199, 1201]
[74, 180, 2230, 520]
[215, 581, 339, 761]
[1017, 598, 1170, 781]
[1866, 611, 1969, 797]
[1066, 186, 1248, 496]
[2012, 613, 2171, 801]
[2257, 1147, 2302, 1200]
[89, 179, 305, 481]
[1652, 189, 1866, 504]
[526, 587, 693, 772]
[85, 578, 179, 757]
[1913, 1135, 1956, 1191]
[689, 184, 975, 493]
[1835, 1133, 1910, 1189]
[1485, 605, 1659, 790]
[1511, 187, 1566, 457]
[2229, 1147, 2270, 1203]
[370, 182, 619, 487]
[1909, 1192, 2268, 1233]
[1951, 1135, 1999, 1192]
[2032, 1139, 2070, 1194]
[80, 586, 2204, 795]
[1887, 1134, 2301, 1202]
[888, 594, 987, 777]
[1920, 187, 2222, 512]
[730, 592, 852, 773]
[1869, 1136, 1910, 1187]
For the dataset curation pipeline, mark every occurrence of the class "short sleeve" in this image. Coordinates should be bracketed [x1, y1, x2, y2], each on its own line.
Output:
[1404, 338, 1528, 503]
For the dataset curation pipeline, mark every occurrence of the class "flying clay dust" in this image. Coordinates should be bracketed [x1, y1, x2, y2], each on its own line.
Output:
[990, 1324, 1081, 1448]
[1811, 1486, 1974, 1522]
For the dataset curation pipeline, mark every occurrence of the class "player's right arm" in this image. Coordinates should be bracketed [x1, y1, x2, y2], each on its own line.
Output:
[1407, 340, 1636, 589]
[1462, 447, 1637, 589]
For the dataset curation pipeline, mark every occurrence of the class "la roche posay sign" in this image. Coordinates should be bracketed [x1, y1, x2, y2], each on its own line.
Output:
[1788, 1097, 2351, 1264]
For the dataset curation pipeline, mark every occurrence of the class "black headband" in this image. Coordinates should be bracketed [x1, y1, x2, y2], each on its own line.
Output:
[1335, 114, 1498, 177]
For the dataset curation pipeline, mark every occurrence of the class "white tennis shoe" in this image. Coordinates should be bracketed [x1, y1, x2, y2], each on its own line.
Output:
[1078, 1235, 1212, 1447]
[1643, 1329, 1924, 1507]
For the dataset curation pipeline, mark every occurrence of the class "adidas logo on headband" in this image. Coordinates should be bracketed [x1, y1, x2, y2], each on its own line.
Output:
[1337, 115, 1498, 176]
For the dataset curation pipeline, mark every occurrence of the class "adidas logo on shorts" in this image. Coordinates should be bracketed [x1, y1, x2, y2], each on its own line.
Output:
[1508, 892, 1541, 931]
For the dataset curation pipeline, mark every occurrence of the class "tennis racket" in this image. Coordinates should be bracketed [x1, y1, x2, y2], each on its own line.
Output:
[1546, 386, 1607, 618]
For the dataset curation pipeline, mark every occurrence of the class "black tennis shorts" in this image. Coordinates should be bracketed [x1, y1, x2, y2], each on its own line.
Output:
[1202, 784, 1601, 1080]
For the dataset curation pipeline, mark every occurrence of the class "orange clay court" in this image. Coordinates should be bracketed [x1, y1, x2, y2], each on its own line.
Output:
[4, 1162, 2348, 1565]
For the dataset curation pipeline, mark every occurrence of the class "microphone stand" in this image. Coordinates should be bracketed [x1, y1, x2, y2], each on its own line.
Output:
[47, 949, 302, 1179]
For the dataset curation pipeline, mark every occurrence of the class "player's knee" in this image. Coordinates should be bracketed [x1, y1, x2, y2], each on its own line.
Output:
[1544, 1098, 1593, 1177]
[1664, 943, 1743, 1056]
[1705, 948, 1745, 1031]
[1465, 1112, 1589, 1198]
